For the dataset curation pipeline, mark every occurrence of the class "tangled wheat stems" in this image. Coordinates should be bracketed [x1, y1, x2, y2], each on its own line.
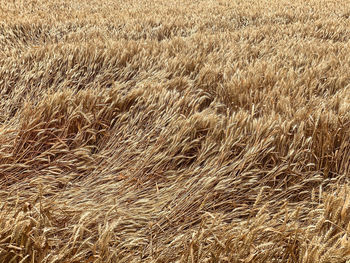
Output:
[0, 0, 349, 262]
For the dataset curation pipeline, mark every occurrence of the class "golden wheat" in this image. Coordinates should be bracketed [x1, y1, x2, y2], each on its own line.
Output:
[0, 0, 350, 262]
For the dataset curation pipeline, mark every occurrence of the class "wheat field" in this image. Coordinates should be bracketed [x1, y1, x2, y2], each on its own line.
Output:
[0, 0, 350, 262]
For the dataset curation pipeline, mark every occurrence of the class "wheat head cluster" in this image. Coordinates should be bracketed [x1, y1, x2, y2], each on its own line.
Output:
[0, 0, 350, 262]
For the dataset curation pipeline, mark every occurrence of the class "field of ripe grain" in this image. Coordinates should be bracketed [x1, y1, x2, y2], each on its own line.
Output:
[0, 0, 350, 262]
